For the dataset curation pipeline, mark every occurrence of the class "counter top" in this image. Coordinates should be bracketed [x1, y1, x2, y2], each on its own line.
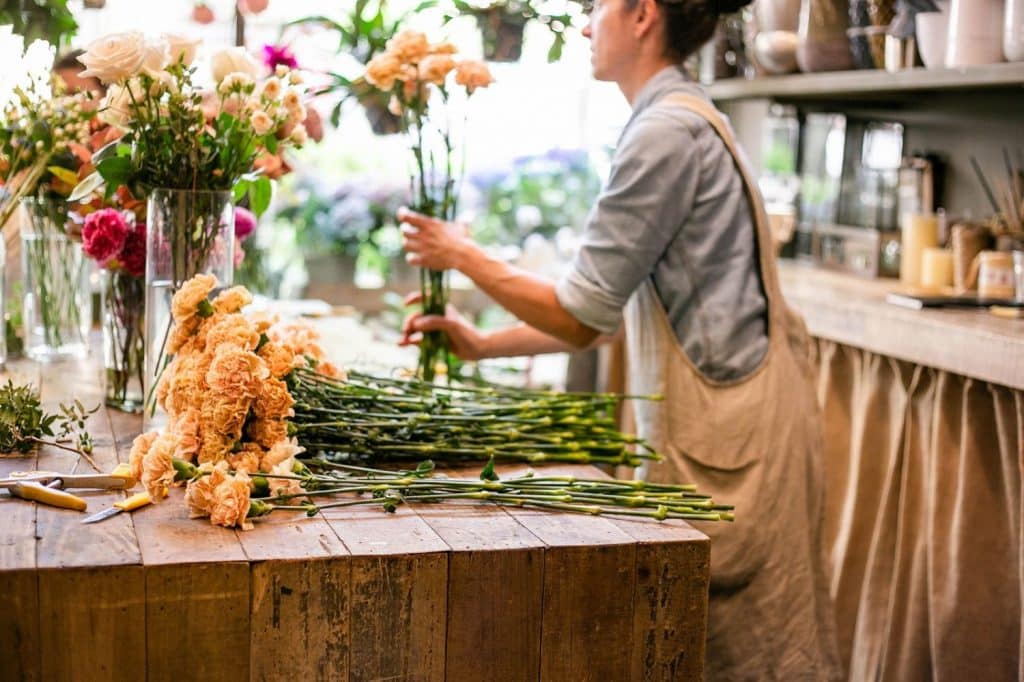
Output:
[779, 262, 1024, 390]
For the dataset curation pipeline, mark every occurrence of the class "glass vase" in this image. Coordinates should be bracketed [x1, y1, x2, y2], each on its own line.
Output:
[102, 269, 146, 412]
[144, 188, 234, 428]
[19, 197, 90, 362]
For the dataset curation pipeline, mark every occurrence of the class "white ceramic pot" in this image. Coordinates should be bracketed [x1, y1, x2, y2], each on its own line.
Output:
[945, 0, 1005, 66]
[755, 30, 800, 73]
[916, 11, 950, 69]
[1006, 0, 1024, 62]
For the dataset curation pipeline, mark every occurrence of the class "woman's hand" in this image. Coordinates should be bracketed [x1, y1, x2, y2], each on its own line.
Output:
[398, 207, 474, 271]
[400, 297, 489, 361]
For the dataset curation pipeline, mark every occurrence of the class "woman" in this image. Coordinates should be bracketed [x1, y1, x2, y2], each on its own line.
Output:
[398, 0, 841, 678]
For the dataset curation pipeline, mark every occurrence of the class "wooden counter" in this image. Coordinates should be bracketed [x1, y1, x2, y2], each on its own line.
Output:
[0, 356, 711, 681]
[778, 262, 1024, 391]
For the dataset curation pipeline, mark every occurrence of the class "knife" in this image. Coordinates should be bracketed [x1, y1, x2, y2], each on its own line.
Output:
[81, 491, 152, 524]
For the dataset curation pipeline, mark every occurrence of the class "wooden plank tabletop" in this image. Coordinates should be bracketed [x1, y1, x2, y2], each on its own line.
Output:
[779, 262, 1024, 390]
[1, 352, 711, 681]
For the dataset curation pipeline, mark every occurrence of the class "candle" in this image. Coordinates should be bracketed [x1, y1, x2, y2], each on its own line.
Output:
[900, 213, 939, 286]
[921, 248, 954, 288]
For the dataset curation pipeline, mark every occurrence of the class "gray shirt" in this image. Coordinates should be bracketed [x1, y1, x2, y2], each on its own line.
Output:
[556, 66, 769, 382]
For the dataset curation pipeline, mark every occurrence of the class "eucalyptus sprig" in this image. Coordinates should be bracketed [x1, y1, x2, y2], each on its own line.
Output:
[0, 380, 100, 470]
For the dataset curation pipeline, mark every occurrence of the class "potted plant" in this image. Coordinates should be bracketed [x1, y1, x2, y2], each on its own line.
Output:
[287, 0, 436, 135]
[444, 0, 578, 62]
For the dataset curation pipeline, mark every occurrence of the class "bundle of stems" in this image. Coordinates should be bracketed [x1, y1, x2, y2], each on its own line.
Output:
[287, 367, 663, 467]
[174, 458, 734, 524]
[970, 150, 1024, 236]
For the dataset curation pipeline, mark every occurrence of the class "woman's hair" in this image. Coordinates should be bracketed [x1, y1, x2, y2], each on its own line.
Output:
[625, 0, 753, 61]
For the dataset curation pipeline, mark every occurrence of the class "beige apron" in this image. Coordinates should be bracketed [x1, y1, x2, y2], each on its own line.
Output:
[624, 94, 842, 681]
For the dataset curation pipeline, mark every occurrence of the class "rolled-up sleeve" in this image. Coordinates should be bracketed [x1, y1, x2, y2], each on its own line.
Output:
[556, 112, 700, 333]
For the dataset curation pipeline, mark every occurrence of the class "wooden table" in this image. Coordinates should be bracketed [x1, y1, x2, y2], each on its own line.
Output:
[0, 356, 711, 681]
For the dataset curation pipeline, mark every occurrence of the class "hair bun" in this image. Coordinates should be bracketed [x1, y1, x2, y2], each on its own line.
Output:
[711, 0, 753, 13]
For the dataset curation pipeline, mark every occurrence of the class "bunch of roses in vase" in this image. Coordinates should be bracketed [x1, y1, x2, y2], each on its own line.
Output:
[362, 29, 493, 381]
[68, 32, 309, 423]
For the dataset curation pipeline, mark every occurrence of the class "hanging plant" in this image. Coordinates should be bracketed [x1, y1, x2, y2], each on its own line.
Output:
[444, 0, 578, 63]
[286, 0, 436, 136]
[191, 2, 215, 24]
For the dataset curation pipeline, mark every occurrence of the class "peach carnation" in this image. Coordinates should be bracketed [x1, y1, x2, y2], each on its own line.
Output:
[212, 285, 253, 315]
[185, 462, 228, 518]
[258, 341, 295, 378]
[365, 54, 402, 90]
[253, 378, 295, 420]
[418, 54, 455, 85]
[206, 347, 269, 397]
[226, 445, 261, 475]
[386, 29, 429, 63]
[172, 408, 202, 463]
[141, 432, 179, 502]
[129, 430, 160, 481]
[171, 274, 216, 324]
[205, 314, 260, 352]
[210, 470, 254, 530]
[247, 418, 289, 449]
[260, 438, 303, 471]
[455, 60, 493, 94]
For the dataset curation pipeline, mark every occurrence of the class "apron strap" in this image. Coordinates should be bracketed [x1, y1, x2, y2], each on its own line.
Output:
[656, 94, 784, 317]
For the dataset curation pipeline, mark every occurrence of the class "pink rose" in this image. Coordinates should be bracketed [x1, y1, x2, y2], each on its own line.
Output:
[234, 237, 246, 269]
[234, 206, 257, 240]
[82, 209, 129, 264]
[120, 225, 147, 278]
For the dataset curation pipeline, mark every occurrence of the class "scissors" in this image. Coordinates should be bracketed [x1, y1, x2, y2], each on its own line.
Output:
[1, 465, 134, 511]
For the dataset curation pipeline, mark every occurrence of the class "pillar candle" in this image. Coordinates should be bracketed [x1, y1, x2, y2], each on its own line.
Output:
[901, 213, 939, 286]
[921, 247, 954, 288]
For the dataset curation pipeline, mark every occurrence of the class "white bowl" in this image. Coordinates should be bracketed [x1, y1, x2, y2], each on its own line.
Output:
[754, 31, 799, 74]
[916, 12, 949, 69]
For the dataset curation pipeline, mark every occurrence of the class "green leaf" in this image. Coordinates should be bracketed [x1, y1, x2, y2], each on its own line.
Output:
[96, 155, 132, 188]
[249, 175, 273, 216]
[232, 178, 250, 203]
[265, 134, 278, 155]
[90, 138, 120, 164]
[480, 456, 499, 481]
[415, 460, 435, 477]
[68, 171, 104, 203]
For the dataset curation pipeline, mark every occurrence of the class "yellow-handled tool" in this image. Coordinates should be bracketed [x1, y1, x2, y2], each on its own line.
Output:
[7, 481, 88, 511]
[81, 492, 151, 524]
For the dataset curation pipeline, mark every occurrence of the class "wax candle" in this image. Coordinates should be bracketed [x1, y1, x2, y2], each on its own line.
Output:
[921, 247, 954, 288]
[900, 213, 939, 286]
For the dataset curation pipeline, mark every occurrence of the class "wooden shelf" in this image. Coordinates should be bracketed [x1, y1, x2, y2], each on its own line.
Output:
[708, 62, 1024, 102]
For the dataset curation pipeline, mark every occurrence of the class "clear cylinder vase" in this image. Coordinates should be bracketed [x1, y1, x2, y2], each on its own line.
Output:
[19, 197, 91, 362]
[102, 269, 146, 412]
[144, 188, 234, 428]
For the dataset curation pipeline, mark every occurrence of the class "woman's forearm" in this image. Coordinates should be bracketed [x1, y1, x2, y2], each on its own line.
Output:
[453, 242, 601, 348]
[480, 323, 604, 358]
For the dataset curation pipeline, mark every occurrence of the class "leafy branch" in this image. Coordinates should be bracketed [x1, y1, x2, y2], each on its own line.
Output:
[0, 380, 101, 471]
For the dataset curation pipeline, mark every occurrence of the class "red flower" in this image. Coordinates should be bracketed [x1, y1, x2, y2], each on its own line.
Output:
[120, 225, 147, 278]
[82, 209, 129, 263]
[234, 206, 257, 240]
[262, 44, 298, 71]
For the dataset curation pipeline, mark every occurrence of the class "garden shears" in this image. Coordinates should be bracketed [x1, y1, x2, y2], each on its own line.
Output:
[0, 464, 135, 512]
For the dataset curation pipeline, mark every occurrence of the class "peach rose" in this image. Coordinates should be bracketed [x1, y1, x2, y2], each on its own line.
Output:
[78, 31, 148, 83]
[455, 60, 493, 94]
[210, 470, 253, 529]
[365, 54, 402, 90]
[185, 462, 228, 518]
[386, 29, 430, 63]
[129, 430, 160, 482]
[418, 54, 455, 86]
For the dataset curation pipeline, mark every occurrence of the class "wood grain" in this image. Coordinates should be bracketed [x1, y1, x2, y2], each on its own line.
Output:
[1, 360, 42, 681]
[146, 562, 251, 682]
[38, 566, 146, 681]
[414, 476, 546, 681]
[250, 558, 351, 681]
[323, 502, 449, 681]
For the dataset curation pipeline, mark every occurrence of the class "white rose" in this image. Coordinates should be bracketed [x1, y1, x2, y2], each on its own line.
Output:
[249, 110, 274, 135]
[258, 77, 281, 100]
[139, 38, 169, 78]
[163, 33, 201, 67]
[78, 31, 147, 83]
[211, 47, 260, 83]
[99, 79, 143, 127]
[289, 124, 308, 146]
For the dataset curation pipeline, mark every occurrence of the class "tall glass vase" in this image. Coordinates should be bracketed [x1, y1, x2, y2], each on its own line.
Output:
[144, 188, 234, 428]
[19, 197, 90, 362]
[102, 270, 146, 412]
